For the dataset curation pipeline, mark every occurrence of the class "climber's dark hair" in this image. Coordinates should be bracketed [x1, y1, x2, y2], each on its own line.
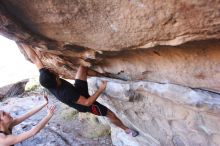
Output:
[39, 68, 57, 88]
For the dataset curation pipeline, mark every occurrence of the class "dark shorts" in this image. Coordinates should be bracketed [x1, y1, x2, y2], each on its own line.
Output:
[74, 79, 108, 116]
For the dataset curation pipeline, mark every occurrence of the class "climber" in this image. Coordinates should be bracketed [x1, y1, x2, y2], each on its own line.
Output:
[0, 94, 55, 146]
[22, 44, 139, 137]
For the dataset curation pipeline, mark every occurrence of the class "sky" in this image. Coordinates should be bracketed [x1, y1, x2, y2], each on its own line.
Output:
[0, 35, 38, 87]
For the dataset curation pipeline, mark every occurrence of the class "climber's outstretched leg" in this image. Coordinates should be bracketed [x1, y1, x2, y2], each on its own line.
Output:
[75, 66, 136, 135]
[75, 65, 107, 80]
[106, 110, 139, 137]
[75, 65, 127, 81]
[75, 65, 88, 81]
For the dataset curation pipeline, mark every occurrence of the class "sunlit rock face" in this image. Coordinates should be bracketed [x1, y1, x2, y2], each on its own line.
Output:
[0, 1, 220, 146]
[88, 78, 220, 146]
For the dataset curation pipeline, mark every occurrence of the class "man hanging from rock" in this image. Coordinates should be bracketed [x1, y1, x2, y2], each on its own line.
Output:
[21, 44, 139, 137]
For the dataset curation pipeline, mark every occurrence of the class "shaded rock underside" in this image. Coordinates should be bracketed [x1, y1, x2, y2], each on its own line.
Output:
[0, 0, 220, 93]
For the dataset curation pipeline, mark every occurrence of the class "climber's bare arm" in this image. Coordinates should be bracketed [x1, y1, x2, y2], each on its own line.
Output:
[22, 45, 44, 69]
[76, 81, 107, 106]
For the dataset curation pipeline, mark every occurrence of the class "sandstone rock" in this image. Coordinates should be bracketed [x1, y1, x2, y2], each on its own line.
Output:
[0, 1, 220, 146]
[1, 0, 220, 51]
[88, 78, 220, 146]
[0, 79, 28, 100]
[0, 1, 220, 93]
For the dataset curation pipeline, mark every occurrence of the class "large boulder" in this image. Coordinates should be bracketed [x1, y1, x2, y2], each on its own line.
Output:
[0, 0, 220, 92]
[0, 79, 28, 100]
[0, 1, 220, 145]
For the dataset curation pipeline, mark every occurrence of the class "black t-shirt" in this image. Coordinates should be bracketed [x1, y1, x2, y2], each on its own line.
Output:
[48, 78, 80, 103]
[39, 68, 90, 112]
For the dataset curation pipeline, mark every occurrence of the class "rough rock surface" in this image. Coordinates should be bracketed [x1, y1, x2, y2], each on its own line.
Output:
[88, 78, 220, 146]
[0, 1, 220, 146]
[0, 0, 220, 92]
[0, 90, 111, 146]
[1, 0, 220, 51]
